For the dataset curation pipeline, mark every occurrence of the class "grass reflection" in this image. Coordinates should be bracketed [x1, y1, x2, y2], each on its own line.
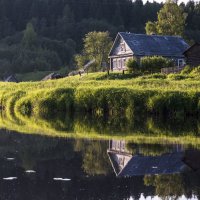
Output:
[0, 111, 200, 147]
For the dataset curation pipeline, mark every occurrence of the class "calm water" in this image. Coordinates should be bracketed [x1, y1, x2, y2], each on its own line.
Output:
[0, 129, 200, 200]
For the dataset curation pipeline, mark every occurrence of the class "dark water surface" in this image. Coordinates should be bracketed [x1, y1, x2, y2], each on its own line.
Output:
[0, 129, 200, 200]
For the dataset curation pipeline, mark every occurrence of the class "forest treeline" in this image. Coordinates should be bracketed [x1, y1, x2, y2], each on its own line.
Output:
[0, 0, 199, 76]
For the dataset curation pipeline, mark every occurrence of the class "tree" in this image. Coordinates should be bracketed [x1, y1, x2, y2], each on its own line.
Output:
[22, 22, 37, 49]
[83, 31, 112, 71]
[145, 21, 157, 35]
[145, 0, 187, 36]
[157, 0, 186, 36]
[74, 54, 88, 69]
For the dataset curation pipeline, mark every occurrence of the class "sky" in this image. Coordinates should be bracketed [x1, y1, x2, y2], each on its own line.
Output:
[142, 0, 198, 4]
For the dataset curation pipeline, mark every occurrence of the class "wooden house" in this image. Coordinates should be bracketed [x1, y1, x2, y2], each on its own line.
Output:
[107, 140, 198, 177]
[4, 75, 18, 83]
[183, 43, 200, 67]
[108, 32, 189, 71]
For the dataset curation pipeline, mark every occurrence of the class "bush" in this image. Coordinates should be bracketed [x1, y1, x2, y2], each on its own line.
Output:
[181, 65, 192, 74]
[190, 66, 200, 76]
[141, 56, 173, 73]
[140, 73, 166, 80]
[167, 74, 189, 80]
[126, 58, 139, 73]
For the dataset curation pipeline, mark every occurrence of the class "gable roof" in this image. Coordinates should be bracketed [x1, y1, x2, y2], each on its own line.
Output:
[4, 75, 18, 83]
[109, 32, 189, 57]
[183, 42, 200, 55]
[107, 150, 132, 175]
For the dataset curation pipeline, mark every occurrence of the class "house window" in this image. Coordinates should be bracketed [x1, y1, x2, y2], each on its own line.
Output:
[120, 42, 126, 52]
[118, 60, 122, 69]
[178, 59, 185, 67]
[123, 58, 126, 68]
[113, 60, 116, 69]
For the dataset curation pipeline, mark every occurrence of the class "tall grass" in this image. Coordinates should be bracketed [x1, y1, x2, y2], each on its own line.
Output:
[1, 72, 200, 117]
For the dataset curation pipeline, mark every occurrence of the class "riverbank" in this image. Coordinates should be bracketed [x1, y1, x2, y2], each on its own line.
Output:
[1, 72, 200, 117]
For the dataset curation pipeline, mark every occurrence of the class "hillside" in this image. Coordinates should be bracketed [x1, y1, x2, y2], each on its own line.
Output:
[0, 0, 199, 76]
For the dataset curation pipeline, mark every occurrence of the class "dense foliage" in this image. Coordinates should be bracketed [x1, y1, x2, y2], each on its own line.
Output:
[126, 58, 139, 73]
[145, 0, 186, 36]
[75, 31, 112, 71]
[140, 56, 173, 72]
[0, 0, 199, 76]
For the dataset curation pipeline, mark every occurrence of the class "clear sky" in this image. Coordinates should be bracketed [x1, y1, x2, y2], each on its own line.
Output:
[142, 0, 197, 4]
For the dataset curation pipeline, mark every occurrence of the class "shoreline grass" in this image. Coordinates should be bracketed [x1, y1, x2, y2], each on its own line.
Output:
[1, 72, 200, 117]
[1, 72, 200, 145]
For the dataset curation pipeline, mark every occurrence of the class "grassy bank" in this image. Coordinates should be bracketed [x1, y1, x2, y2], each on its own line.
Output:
[1, 72, 200, 117]
[1, 71, 200, 146]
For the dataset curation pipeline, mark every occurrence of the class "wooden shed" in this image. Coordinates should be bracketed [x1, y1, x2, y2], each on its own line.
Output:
[4, 75, 18, 83]
[183, 43, 200, 67]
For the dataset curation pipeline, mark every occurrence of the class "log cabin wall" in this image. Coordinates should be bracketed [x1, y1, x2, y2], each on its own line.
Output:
[184, 43, 200, 67]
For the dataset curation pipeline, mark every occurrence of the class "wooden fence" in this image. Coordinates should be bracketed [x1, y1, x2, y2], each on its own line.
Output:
[161, 66, 184, 74]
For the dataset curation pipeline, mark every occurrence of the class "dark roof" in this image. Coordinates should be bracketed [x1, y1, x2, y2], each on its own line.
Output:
[4, 75, 18, 83]
[110, 32, 189, 57]
[42, 73, 63, 81]
[183, 42, 200, 55]
[108, 151, 188, 177]
[118, 153, 186, 177]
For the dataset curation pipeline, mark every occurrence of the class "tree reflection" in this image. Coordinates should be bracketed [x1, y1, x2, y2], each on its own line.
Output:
[144, 174, 184, 199]
[74, 140, 112, 176]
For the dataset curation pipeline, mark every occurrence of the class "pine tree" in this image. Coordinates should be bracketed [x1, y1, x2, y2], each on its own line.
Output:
[22, 22, 37, 49]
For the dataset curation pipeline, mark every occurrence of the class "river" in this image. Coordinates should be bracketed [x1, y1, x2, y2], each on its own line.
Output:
[0, 127, 200, 200]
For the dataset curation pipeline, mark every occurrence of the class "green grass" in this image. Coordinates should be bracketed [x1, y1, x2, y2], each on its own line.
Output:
[2, 71, 200, 118]
[1, 71, 200, 145]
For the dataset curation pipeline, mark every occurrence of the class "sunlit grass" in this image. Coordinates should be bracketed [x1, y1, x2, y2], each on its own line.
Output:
[0, 72, 200, 146]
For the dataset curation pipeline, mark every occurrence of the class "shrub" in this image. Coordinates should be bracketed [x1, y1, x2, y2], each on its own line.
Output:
[140, 73, 166, 80]
[126, 58, 139, 73]
[167, 74, 189, 80]
[141, 56, 173, 73]
[190, 66, 200, 76]
[181, 65, 192, 74]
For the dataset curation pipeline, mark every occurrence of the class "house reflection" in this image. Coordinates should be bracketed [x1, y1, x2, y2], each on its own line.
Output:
[107, 140, 132, 175]
[107, 140, 200, 177]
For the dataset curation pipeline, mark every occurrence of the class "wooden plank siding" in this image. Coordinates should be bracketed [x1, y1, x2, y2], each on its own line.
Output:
[184, 43, 200, 67]
[161, 66, 184, 74]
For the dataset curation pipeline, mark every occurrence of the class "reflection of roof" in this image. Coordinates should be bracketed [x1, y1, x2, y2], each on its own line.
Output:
[108, 151, 187, 177]
[107, 150, 132, 175]
[110, 32, 189, 57]
[4, 75, 18, 83]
